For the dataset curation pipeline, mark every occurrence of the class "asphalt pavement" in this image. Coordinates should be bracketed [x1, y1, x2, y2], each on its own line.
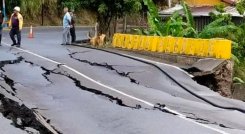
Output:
[0, 27, 245, 134]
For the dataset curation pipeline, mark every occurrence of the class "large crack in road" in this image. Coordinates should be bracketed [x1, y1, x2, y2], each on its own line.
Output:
[0, 58, 61, 134]
[68, 51, 140, 84]
[67, 50, 242, 130]
[0, 93, 61, 134]
[0, 54, 236, 133]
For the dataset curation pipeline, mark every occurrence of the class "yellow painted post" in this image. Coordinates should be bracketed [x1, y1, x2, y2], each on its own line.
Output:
[115, 34, 121, 47]
[162, 37, 168, 53]
[201, 39, 208, 57]
[208, 39, 215, 57]
[223, 40, 232, 59]
[213, 39, 221, 59]
[116, 34, 122, 48]
[174, 37, 184, 54]
[193, 39, 200, 56]
[164, 36, 170, 53]
[126, 35, 133, 49]
[112, 34, 117, 47]
[119, 34, 125, 48]
[157, 37, 164, 52]
[132, 35, 139, 50]
[149, 36, 155, 51]
[215, 39, 232, 59]
[139, 35, 146, 50]
[168, 36, 175, 53]
[199, 39, 207, 57]
[181, 38, 188, 54]
[112, 34, 115, 47]
[189, 39, 195, 56]
[151, 36, 159, 52]
[122, 34, 129, 49]
[143, 36, 151, 51]
[184, 38, 191, 55]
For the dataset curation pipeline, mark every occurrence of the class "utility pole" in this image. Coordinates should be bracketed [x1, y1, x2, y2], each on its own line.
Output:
[168, 0, 172, 8]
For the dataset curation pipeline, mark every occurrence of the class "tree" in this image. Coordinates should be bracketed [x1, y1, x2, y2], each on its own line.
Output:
[236, 0, 245, 15]
[137, 0, 196, 37]
[80, 0, 142, 34]
[61, 0, 80, 11]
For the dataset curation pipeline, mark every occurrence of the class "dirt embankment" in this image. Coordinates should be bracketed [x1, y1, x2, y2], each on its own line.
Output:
[24, 9, 96, 27]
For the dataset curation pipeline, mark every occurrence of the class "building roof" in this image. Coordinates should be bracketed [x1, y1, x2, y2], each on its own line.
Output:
[222, 0, 236, 5]
[159, 4, 242, 17]
[185, 0, 237, 7]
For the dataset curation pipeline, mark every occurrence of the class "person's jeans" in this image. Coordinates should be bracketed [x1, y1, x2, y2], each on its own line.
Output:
[10, 28, 21, 45]
[0, 28, 2, 45]
[70, 27, 76, 43]
[62, 27, 71, 44]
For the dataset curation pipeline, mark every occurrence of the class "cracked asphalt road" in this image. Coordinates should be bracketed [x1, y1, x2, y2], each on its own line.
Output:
[0, 27, 245, 134]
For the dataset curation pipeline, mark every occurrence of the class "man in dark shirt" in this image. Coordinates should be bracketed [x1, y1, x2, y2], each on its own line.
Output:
[9, 6, 23, 47]
[0, 10, 4, 46]
[70, 10, 76, 43]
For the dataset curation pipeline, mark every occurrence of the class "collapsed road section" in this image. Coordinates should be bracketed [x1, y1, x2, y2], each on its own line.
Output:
[0, 56, 60, 134]
[1, 44, 245, 133]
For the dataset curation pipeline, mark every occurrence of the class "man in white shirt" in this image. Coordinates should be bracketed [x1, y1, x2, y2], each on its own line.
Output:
[61, 7, 71, 45]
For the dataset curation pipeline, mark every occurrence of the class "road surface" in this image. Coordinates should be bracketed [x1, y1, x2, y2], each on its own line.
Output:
[0, 27, 245, 134]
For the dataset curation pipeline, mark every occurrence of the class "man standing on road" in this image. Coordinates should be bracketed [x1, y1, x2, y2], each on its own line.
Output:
[9, 6, 23, 47]
[70, 10, 76, 44]
[0, 10, 5, 46]
[61, 7, 71, 45]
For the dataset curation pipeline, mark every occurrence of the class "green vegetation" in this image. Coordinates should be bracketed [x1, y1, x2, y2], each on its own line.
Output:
[137, 0, 245, 82]
[236, 0, 245, 15]
[2, 0, 95, 25]
[80, 0, 142, 34]
[3, 0, 142, 33]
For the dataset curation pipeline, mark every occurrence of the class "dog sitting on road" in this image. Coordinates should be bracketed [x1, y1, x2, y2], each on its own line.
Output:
[87, 23, 106, 47]
[88, 33, 106, 47]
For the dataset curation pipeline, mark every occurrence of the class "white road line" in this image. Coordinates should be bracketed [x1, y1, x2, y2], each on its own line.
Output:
[2, 42, 228, 134]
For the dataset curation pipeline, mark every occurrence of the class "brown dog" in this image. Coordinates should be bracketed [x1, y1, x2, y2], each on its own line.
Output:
[89, 34, 106, 47]
[87, 22, 106, 47]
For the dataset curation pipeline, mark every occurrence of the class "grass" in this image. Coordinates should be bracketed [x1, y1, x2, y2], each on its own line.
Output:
[234, 60, 245, 83]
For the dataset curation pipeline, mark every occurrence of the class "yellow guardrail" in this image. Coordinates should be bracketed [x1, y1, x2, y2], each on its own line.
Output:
[112, 34, 232, 59]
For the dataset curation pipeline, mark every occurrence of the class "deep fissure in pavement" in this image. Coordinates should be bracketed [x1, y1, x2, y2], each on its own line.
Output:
[0, 57, 23, 72]
[34, 61, 200, 118]
[186, 116, 233, 129]
[0, 93, 61, 134]
[0, 58, 61, 134]
[0, 57, 25, 96]
[182, 112, 234, 129]
[24, 59, 187, 118]
[42, 66, 142, 109]
[68, 51, 140, 84]
[1, 57, 230, 130]
[20, 59, 138, 110]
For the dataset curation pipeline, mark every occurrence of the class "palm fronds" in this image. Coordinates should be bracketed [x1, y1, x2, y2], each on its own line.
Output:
[181, 1, 194, 28]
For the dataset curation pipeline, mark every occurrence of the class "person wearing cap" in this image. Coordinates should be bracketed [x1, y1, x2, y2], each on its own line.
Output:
[70, 10, 76, 43]
[9, 6, 23, 47]
[61, 7, 71, 45]
[0, 10, 5, 46]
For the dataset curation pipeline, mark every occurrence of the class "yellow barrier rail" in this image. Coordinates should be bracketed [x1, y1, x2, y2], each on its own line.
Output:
[112, 34, 232, 59]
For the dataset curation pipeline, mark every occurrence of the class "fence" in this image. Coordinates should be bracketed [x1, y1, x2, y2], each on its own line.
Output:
[112, 34, 232, 59]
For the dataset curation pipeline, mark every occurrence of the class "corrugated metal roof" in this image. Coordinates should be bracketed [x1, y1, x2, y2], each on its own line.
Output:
[222, 0, 236, 5]
[159, 4, 242, 17]
[158, 4, 183, 14]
